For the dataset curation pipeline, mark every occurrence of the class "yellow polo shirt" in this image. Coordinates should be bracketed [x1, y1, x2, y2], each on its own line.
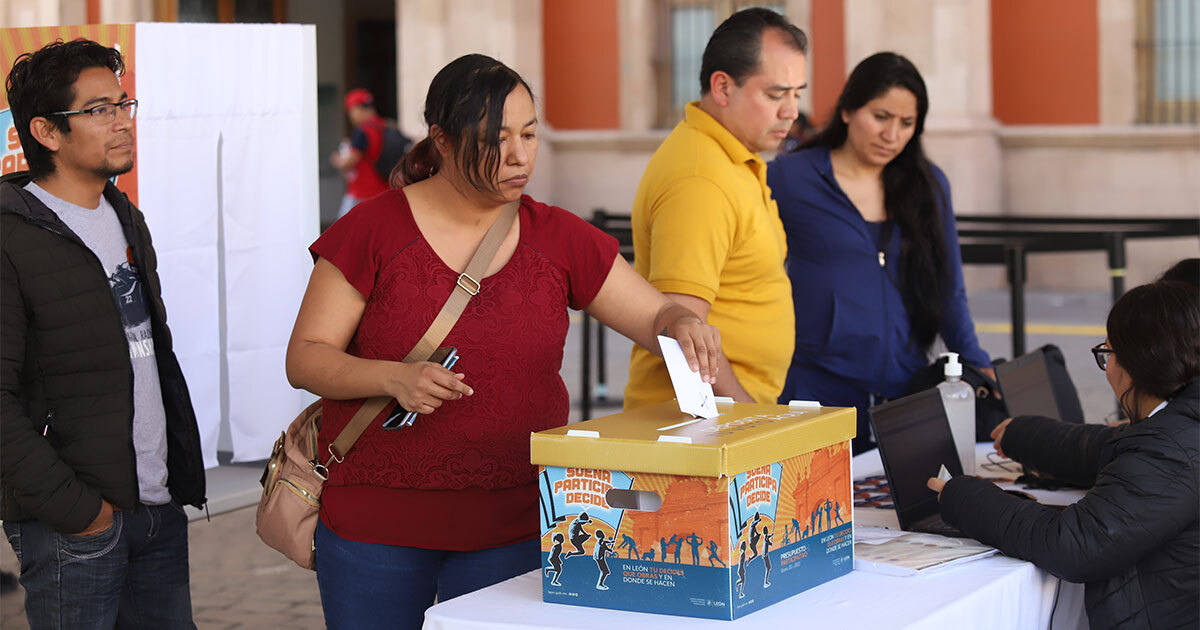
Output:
[624, 102, 794, 409]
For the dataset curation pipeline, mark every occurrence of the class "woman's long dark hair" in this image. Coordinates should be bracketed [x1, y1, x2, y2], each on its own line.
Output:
[799, 52, 946, 351]
[1107, 281, 1200, 420]
[393, 54, 533, 195]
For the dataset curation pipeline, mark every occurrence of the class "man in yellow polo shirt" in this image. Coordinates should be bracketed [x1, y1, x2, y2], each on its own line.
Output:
[625, 8, 808, 408]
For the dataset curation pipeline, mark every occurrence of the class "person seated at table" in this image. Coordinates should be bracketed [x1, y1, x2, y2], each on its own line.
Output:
[767, 52, 991, 454]
[928, 280, 1199, 630]
[285, 53, 722, 630]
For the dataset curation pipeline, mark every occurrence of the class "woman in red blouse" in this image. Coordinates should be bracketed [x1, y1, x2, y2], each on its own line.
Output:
[285, 54, 723, 630]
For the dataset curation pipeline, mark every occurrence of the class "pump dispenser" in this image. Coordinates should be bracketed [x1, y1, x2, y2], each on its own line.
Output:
[937, 352, 976, 474]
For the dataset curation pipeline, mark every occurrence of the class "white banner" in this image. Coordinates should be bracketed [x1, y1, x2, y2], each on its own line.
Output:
[134, 23, 319, 465]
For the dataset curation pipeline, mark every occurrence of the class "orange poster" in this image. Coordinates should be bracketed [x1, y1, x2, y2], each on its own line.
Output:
[1, 24, 138, 205]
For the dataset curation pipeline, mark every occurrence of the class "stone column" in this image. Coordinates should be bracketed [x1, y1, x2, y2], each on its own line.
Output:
[99, 0, 154, 22]
[1098, 0, 1136, 125]
[785, 0, 815, 122]
[397, 0, 543, 138]
[618, 0, 656, 132]
[3, 0, 86, 26]
[842, 0, 1001, 216]
[396, 0, 548, 198]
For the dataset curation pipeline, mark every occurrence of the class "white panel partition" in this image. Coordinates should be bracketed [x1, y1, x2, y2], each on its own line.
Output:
[134, 23, 319, 466]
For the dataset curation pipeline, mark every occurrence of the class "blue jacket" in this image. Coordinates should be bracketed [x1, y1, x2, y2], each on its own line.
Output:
[767, 146, 989, 399]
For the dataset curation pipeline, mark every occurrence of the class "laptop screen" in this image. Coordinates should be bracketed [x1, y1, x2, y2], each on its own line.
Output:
[869, 389, 964, 529]
[996, 349, 1060, 420]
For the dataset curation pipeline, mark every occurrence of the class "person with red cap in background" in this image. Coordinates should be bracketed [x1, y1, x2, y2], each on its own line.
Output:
[331, 88, 391, 217]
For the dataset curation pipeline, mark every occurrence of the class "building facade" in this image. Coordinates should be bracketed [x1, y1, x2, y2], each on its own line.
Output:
[5, 0, 1198, 288]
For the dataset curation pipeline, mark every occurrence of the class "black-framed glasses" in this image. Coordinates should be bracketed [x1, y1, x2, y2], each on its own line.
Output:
[1091, 342, 1114, 371]
[46, 99, 137, 123]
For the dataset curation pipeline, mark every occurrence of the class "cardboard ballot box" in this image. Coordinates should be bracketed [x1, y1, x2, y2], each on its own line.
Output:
[530, 400, 856, 620]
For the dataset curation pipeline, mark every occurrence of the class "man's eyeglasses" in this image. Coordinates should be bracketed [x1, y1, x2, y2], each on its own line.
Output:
[46, 99, 137, 123]
[1091, 342, 1114, 371]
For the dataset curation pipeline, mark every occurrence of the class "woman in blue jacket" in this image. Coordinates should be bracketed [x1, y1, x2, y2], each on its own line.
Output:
[767, 52, 991, 453]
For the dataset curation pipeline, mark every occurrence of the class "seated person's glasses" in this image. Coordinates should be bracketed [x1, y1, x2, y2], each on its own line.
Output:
[47, 99, 138, 123]
[1091, 342, 1113, 371]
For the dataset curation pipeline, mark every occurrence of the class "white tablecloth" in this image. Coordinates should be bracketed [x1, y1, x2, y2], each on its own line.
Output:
[423, 444, 1087, 630]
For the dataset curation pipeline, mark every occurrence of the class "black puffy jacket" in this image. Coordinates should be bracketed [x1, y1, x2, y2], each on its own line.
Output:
[1, 172, 205, 533]
[940, 380, 1199, 629]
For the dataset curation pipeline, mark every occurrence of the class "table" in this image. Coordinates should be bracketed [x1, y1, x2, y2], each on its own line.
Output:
[423, 445, 1087, 630]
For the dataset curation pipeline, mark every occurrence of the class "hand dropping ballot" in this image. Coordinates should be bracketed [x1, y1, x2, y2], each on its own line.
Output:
[657, 335, 718, 419]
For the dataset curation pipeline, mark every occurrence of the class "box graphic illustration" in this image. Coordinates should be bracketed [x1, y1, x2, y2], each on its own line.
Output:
[531, 401, 855, 620]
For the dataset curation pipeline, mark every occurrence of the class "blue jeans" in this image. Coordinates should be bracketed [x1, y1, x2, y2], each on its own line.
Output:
[315, 519, 539, 630]
[3, 502, 194, 629]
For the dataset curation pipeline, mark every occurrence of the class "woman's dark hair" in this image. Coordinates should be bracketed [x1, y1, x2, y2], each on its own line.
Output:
[801, 52, 945, 351]
[1107, 281, 1200, 420]
[395, 54, 533, 195]
[1158, 257, 1200, 288]
[699, 8, 807, 95]
[5, 39, 125, 179]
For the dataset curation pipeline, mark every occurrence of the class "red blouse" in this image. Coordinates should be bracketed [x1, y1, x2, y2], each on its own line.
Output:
[311, 190, 618, 550]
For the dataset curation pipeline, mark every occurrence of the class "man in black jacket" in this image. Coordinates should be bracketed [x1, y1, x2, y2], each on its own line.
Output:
[2, 39, 205, 628]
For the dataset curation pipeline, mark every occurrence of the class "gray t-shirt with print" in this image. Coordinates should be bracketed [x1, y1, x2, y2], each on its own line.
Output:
[25, 182, 171, 506]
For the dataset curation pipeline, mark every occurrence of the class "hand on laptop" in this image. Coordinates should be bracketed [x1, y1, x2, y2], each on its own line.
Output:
[926, 477, 945, 498]
[990, 417, 1014, 458]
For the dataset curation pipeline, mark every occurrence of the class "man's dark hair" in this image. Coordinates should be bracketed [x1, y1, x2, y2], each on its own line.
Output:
[699, 8, 808, 95]
[5, 39, 125, 179]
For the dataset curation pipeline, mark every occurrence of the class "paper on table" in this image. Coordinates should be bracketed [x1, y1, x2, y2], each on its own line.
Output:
[657, 335, 718, 419]
[854, 532, 997, 577]
[854, 525, 905, 545]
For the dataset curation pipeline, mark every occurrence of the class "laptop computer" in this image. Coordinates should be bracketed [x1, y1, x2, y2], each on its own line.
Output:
[868, 389, 969, 538]
[995, 348, 1085, 424]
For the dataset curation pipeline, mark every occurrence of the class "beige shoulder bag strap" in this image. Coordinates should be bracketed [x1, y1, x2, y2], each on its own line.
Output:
[321, 200, 520, 469]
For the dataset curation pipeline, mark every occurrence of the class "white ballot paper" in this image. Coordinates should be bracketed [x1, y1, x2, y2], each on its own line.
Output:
[854, 527, 998, 576]
[657, 335, 719, 419]
[937, 465, 953, 482]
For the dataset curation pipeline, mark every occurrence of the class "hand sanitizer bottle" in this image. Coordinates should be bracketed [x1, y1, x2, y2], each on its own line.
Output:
[937, 352, 976, 474]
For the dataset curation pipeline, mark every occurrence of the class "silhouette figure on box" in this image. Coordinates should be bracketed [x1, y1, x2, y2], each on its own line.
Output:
[544, 533, 565, 586]
[562, 512, 592, 560]
[593, 531, 615, 590]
